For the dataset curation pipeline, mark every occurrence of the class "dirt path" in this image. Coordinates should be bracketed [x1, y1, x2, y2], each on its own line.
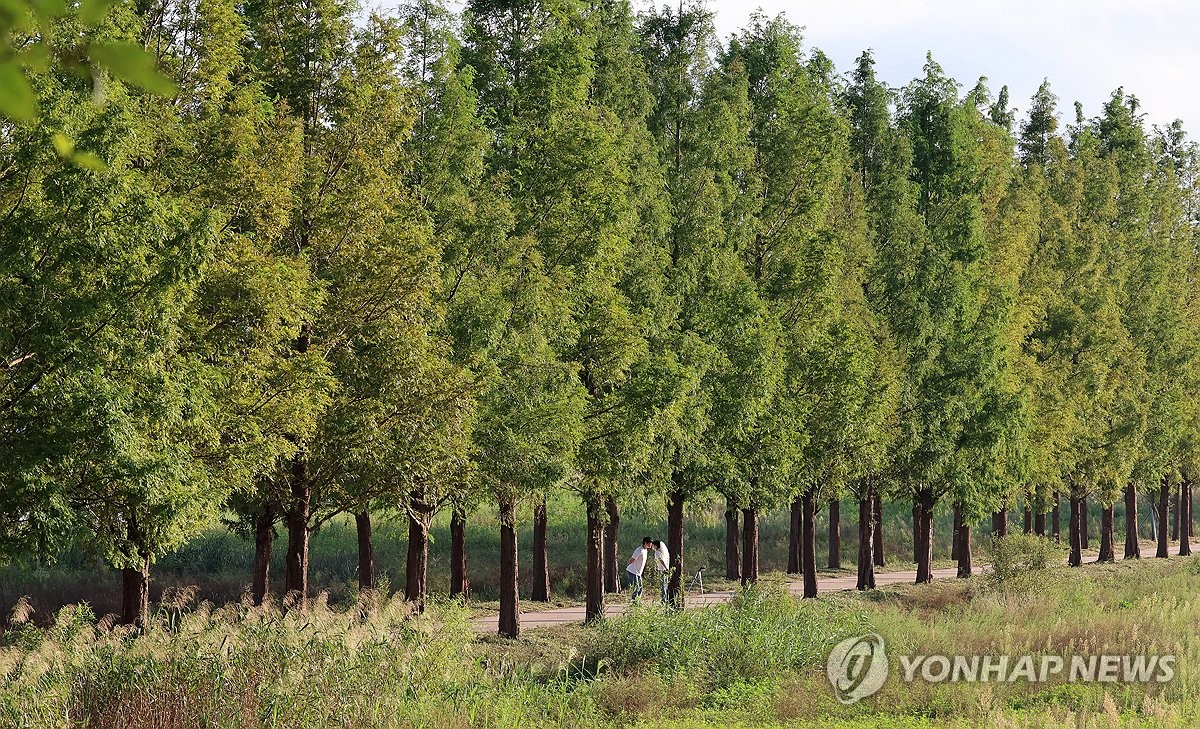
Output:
[473, 539, 1192, 632]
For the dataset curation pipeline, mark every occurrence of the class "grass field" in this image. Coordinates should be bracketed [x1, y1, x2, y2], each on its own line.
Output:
[2, 540, 1198, 727]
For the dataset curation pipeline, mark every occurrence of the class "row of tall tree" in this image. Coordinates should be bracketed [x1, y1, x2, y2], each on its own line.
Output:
[4, 0, 1200, 637]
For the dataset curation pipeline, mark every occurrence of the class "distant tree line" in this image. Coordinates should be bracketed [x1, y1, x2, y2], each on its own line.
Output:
[4, 0, 1200, 637]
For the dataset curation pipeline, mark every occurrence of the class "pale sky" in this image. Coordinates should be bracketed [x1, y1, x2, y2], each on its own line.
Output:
[689, 0, 1196, 132]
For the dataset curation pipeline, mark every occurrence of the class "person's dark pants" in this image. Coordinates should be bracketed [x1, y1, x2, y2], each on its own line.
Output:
[625, 569, 643, 603]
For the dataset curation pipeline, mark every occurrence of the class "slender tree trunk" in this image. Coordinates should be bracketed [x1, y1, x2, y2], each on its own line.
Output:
[603, 497, 620, 593]
[497, 495, 520, 638]
[787, 497, 802, 574]
[956, 505, 972, 578]
[1158, 478, 1170, 559]
[585, 494, 605, 623]
[450, 506, 469, 600]
[828, 499, 841, 569]
[1179, 478, 1192, 557]
[915, 489, 935, 584]
[120, 553, 151, 627]
[1172, 489, 1181, 541]
[1080, 498, 1089, 549]
[404, 492, 433, 609]
[666, 481, 685, 608]
[741, 507, 759, 585]
[857, 491, 876, 590]
[531, 497, 550, 602]
[951, 502, 961, 561]
[1068, 495, 1082, 567]
[1034, 507, 1046, 537]
[284, 456, 310, 609]
[251, 509, 272, 607]
[802, 487, 817, 598]
[1124, 483, 1140, 559]
[1051, 491, 1061, 542]
[991, 506, 1008, 537]
[356, 509, 374, 592]
[912, 502, 920, 564]
[1023, 505, 1032, 534]
[725, 502, 741, 580]
[1097, 505, 1115, 562]
[872, 491, 885, 567]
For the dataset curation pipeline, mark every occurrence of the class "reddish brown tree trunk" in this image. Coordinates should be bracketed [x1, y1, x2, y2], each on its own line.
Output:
[956, 504, 972, 578]
[284, 457, 310, 609]
[1172, 489, 1181, 541]
[991, 506, 1008, 536]
[120, 554, 150, 627]
[1034, 506, 1046, 537]
[802, 488, 817, 598]
[741, 507, 759, 585]
[666, 481, 685, 607]
[1068, 495, 1082, 567]
[251, 509, 273, 607]
[585, 495, 605, 623]
[1080, 498, 1089, 549]
[1124, 483, 1140, 559]
[1097, 504, 1115, 562]
[872, 491, 885, 567]
[787, 497, 802, 574]
[1179, 479, 1192, 557]
[725, 502, 741, 580]
[450, 506, 469, 600]
[857, 490, 876, 590]
[531, 498, 550, 602]
[828, 499, 842, 569]
[951, 502, 961, 561]
[604, 496, 620, 593]
[915, 489, 934, 584]
[356, 509, 374, 591]
[405, 493, 433, 609]
[1157, 479, 1170, 558]
[497, 495, 520, 638]
[1023, 505, 1032, 534]
[912, 502, 920, 564]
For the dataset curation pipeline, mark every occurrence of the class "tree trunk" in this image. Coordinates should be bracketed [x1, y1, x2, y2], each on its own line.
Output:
[404, 492, 433, 609]
[1023, 505, 1032, 534]
[828, 499, 841, 569]
[284, 456, 311, 609]
[915, 489, 935, 583]
[1157, 478, 1170, 558]
[857, 490, 876, 590]
[1034, 507, 1046, 537]
[251, 509, 272, 607]
[1068, 495, 1082, 567]
[1179, 478, 1192, 557]
[120, 554, 150, 627]
[585, 494, 605, 623]
[1124, 483, 1140, 559]
[787, 497, 801, 574]
[1080, 498, 1089, 549]
[1097, 504, 1115, 562]
[951, 502, 961, 561]
[1051, 491, 1061, 542]
[991, 507, 1008, 537]
[911, 502, 920, 564]
[802, 487, 818, 597]
[666, 482, 685, 608]
[872, 491, 885, 567]
[531, 497, 550, 602]
[725, 503, 741, 580]
[497, 495, 520, 638]
[450, 506, 469, 600]
[356, 509, 374, 592]
[604, 496, 620, 593]
[741, 507, 759, 585]
[956, 504, 972, 578]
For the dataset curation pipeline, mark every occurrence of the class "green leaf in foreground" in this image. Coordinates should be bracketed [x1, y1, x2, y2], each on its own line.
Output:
[88, 43, 177, 95]
[0, 61, 36, 121]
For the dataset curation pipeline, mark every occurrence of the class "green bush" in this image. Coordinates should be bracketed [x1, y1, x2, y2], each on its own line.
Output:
[981, 533, 1064, 593]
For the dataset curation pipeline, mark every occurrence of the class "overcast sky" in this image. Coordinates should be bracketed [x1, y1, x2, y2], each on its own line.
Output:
[684, 0, 1194, 131]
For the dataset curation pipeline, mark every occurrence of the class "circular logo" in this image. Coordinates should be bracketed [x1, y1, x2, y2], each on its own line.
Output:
[826, 633, 889, 704]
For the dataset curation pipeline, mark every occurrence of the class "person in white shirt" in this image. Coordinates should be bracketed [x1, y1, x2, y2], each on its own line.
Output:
[625, 536, 653, 603]
[652, 539, 671, 604]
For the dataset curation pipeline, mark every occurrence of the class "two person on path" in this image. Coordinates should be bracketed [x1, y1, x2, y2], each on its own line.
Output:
[625, 536, 671, 605]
